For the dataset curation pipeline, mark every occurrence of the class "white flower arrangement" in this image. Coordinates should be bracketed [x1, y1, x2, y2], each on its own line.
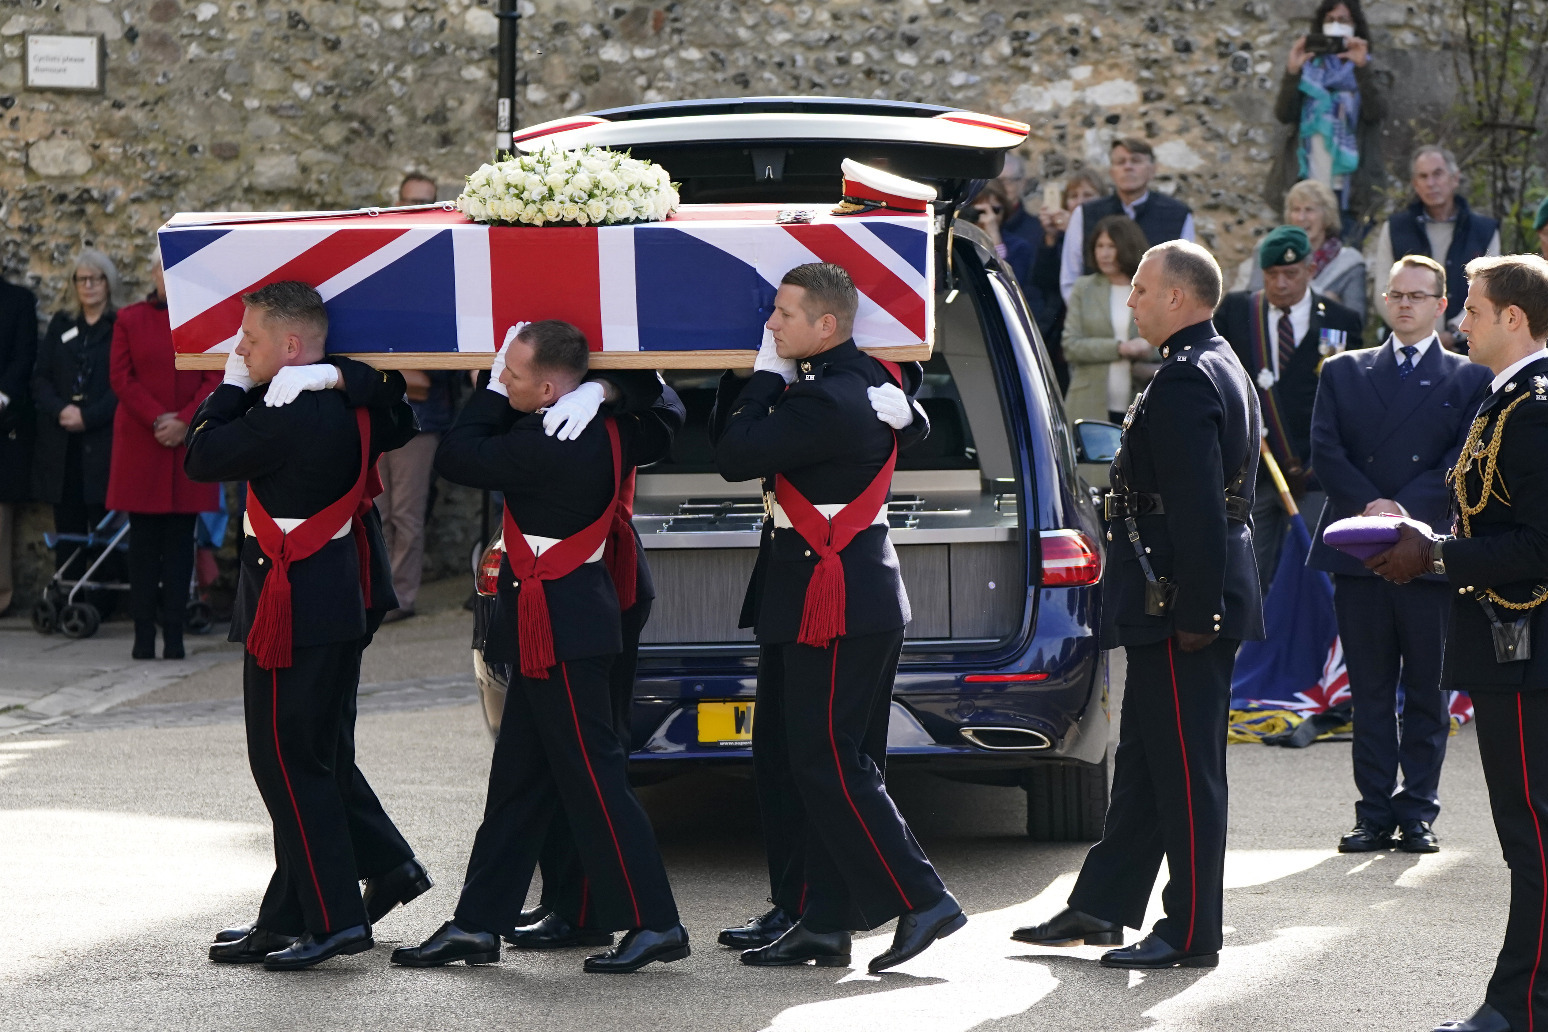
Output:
[455, 144, 679, 228]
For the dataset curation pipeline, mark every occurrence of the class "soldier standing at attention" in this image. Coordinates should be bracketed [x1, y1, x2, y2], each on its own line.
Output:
[714, 262, 962, 974]
[1367, 255, 1548, 1032]
[1014, 241, 1264, 968]
[186, 281, 425, 970]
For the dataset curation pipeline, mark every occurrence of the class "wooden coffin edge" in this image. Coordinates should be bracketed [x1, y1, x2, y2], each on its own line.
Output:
[174, 344, 933, 371]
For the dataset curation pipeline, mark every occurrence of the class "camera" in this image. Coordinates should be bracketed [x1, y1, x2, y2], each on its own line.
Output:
[1304, 32, 1348, 55]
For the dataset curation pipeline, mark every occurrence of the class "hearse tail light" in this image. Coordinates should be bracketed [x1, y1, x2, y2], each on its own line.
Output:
[964, 673, 1050, 683]
[935, 111, 1032, 137]
[475, 539, 504, 597]
[1040, 530, 1102, 587]
[510, 116, 609, 145]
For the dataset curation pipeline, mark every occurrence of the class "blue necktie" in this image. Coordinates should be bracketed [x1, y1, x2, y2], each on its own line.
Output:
[1397, 345, 1417, 381]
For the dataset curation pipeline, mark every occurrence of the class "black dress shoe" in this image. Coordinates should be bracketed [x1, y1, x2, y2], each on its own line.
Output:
[583, 924, 691, 973]
[1099, 932, 1218, 969]
[390, 921, 502, 967]
[1011, 907, 1124, 947]
[209, 928, 298, 963]
[518, 906, 551, 927]
[263, 925, 374, 970]
[719, 906, 794, 949]
[868, 891, 967, 974]
[741, 921, 851, 967]
[213, 922, 256, 944]
[1338, 819, 1395, 853]
[505, 911, 614, 950]
[1399, 821, 1441, 854]
[1433, 1003, 1512, 1032]
[362, 858, 434, 924]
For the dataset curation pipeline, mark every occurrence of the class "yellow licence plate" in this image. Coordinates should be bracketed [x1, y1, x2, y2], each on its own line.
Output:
[697, 701, 755, 744]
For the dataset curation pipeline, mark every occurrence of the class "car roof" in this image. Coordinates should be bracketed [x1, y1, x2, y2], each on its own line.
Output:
[511, 96, 1029, 205]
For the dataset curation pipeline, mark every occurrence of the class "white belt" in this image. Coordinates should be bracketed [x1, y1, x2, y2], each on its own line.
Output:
[766, 496, 889, 531]
[500, 533, 606, 563]
[243, 512, 352, 541]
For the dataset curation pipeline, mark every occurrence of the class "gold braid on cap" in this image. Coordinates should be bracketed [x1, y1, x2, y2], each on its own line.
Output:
[1451, 392, 1548, 611]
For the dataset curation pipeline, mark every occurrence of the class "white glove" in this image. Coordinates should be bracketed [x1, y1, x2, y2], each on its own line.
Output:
[543, 380, 606, 441]
[263, 363, 339, 407]
[487, 324, 525, 398]
[868, 383, 915, 430]
[753, 329, 796, 384]
[0, 389, 9, 415]
[223, 349, 254, 391]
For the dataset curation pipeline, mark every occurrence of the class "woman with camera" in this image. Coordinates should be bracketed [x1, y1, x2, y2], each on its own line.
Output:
[1266, 0, 1386, 236]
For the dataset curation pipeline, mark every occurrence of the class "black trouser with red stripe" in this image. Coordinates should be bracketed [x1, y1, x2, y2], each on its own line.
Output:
[536, 599, 651, 926]
[454, 654, 678, 935]
[754, 628, 944, 932]
[1473, 690, 1548, 1032]
[245, 642, 411, 937]
[1069, 636, 1237, 955]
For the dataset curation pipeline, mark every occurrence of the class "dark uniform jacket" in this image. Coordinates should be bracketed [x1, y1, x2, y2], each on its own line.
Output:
[1308, 340, 1492, 578]
[1218, 289, 1365, 471]
[0, 279, 37, 504]
[32, 310, 117, 505]
[1441, 355, 1548, 692]
[1103, 320, 1265, 648]
[184, 359, 416, 648]
[711, 340, 927, 645]
[436, 381, 675, 665]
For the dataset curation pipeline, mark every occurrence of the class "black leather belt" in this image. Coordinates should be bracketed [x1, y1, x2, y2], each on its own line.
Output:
[1104, 491, 1250, 524]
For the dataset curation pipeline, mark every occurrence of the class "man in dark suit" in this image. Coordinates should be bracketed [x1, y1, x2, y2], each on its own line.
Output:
[1218, 225, 1365, 588]
[186, 281, 424, 970]
[713, 262, 961, 975]
[1309, 255, 1491, 855]
[1014, 240, 1264, 969]
[0, 275, 37, 618]
[1366, 254, 1548, 1032]
[393, 320, 689, 974]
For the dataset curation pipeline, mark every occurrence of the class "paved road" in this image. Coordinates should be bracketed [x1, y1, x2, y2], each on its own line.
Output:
[0, 652, 1510, 1032]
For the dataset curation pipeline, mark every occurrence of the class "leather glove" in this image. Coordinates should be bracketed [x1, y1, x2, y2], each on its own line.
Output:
[867, 383, 914, 429]
[543, 380, 606, 441]
[263, 363, 340, 407]
[753, 329, 796, 384]
[487, 323, 528, 398]
[1175, 629, 1218, 653]
[223, 349, 255, 392]
[1365, 523, 1435, 585]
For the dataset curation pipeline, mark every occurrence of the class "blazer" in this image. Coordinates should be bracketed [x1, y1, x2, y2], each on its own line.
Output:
[1438, 356, 1548, 693]
[1062, 272, 1145, 425]
[0, 279, 38, 503]
[106, 297, 222, 514]
[1101, 320, 1265, 647]
[32, 309, 117, 505]
[1307, 339, 1492, 577]
[1218, 289, 1365, 471]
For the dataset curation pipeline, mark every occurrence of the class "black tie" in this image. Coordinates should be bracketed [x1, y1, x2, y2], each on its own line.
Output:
[1277, 309, 1296, 375]
[1397, 344, 1417, 381]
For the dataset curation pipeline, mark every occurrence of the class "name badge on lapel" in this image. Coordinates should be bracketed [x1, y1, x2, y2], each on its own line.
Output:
[61, 326, 80, 343]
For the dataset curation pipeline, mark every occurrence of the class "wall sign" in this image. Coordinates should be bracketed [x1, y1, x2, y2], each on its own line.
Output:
[25, 35, 104, 93]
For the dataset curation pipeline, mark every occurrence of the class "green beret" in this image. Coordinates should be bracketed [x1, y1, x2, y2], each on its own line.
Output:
[1535, 196, 1548, 232]
[1259, 225, 1311, 269]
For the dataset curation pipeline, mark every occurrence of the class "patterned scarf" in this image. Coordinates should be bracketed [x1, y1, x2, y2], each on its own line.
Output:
[1297, 56, 1361, 180]
[1310, 236, 1342, 278]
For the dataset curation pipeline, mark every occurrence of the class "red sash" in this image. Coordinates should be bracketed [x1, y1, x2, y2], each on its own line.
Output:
[503, 418, 625, 680]
[773, 359, 901, 648]
[605, 468, 639, 612]
[245, 407, 375, 671]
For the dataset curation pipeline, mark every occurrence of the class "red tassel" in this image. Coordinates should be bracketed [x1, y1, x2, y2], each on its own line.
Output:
[607, 508, 638, 612]
[352, 517, 372, 604]
[517, 578, 556, 680]
[797, 551, 846, 648]
[248, 560, 294, 670]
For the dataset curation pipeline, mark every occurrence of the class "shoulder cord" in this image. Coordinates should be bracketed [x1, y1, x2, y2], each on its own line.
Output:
[1452, 392, 1548, 612]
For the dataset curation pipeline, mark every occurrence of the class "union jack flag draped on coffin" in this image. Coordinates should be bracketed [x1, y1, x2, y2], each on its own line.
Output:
[158, 205, 934, 367]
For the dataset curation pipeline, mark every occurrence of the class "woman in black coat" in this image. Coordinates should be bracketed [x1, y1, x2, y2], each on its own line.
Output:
[0, 274, 38, 617]
[32, 249, 121, 581]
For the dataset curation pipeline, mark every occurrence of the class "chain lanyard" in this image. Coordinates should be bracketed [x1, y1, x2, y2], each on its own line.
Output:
[1451, 392, 1548, 612]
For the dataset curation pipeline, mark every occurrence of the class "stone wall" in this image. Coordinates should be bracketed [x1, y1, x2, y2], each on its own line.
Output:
[0, 0, 1464, 611]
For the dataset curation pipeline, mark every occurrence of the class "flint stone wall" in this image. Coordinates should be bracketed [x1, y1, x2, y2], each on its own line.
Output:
[1, 0, 1456, 610]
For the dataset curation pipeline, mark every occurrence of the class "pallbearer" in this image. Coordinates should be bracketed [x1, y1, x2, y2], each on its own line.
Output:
[393, 320, 688, 974]
[714, 262, 963, 974]
[185, 281, 424, 970]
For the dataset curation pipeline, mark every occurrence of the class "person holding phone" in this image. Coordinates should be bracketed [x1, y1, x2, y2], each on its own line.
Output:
[1265, 0, 1387, 234]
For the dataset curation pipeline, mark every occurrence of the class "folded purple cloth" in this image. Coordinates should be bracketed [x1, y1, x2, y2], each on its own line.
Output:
[1322, 515, 1434, 561]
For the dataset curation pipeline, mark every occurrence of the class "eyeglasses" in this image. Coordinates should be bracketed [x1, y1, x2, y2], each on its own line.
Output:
[73, 274, 106, 286]
[1385, 291, 1441, 304]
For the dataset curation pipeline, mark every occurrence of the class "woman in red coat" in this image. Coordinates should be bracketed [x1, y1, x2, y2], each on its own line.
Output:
[107, 256, 221, 659]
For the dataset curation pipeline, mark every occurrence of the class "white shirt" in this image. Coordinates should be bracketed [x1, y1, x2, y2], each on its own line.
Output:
[1489, 348, 1548, 396]
[1266, 289, 1314, 379]
[1059, 192, 1198, 301]
[1108, 283, 1131, 340]
[1386, 332, 1437, 367]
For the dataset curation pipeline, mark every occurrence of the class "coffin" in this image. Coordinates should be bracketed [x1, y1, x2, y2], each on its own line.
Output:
[160, 204, 934, 370]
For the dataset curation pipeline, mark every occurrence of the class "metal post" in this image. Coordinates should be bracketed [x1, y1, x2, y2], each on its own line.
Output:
[495, 0, 520, 156]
